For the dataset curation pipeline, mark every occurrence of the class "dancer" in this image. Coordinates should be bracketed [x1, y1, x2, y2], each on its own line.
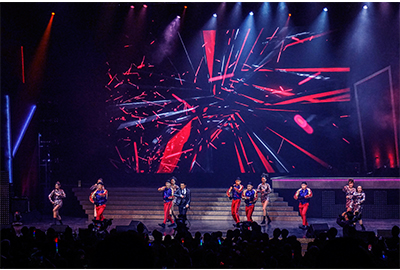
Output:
[342, 178, 356, 212]
[90, 178, 104, 219]
[242, 182, 258, 222]
[91, 181, 108, 221]
[352, 185, 366, 231]
[170, 176, 179, 219]
[294, 181, 313, 229]
[48, 181, 66, 225]
[257, 173, 272, 225]
[174, 182, 191, 220]
[226, 177, 244, 227]
[158, 181, 176, 228]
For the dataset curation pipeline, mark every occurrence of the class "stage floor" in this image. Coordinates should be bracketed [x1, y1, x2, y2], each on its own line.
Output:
[8, 216, 400, 239]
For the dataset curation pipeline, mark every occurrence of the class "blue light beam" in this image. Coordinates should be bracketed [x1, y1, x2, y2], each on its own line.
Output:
[6, 96, 13, 183]
[13, 105, 36, 157]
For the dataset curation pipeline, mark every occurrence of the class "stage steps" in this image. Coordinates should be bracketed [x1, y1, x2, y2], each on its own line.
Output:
[73, 188, 302, 223]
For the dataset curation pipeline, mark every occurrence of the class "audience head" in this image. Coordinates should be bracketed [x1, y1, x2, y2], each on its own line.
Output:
[281, 229, 289, 239]
[392, 225, 399, 237]
[273, 228, 281, 238]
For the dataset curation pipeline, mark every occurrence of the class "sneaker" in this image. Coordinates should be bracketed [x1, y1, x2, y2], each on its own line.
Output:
[299, 225, 307, 230]
[158, 223, 166, 228]
[168, 223, 177, 228]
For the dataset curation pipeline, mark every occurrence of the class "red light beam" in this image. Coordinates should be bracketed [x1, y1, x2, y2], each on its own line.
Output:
[298, 72, 321, 85]
[234, 142, 246, 173]
[246, 133, 275, 173]
[266, 127, 330, 168]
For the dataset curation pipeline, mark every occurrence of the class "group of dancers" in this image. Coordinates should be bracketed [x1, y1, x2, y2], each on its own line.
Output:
[157, 177, 191, 229]
[226, 173, 273, 227]
[47, 179, 109, 225]
[340, 178, 366, 231]
[47, 176, 365, 231]
[226, 174, 313, 229]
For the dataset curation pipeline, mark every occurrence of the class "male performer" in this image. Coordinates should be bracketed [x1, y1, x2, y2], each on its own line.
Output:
[158, 181, 176, 228]
[90, 178, 104, 219]
[174, 182, 191, 220]
[342, 178, 356, 212]
[48, 181, 66, 225]
[257, 173, 272, 225]
[294, 181, 313, 229]
[352, 185, 366, 231]
[226, 177, 244, 227]
[91, 181, 108, 221]
[242, 182, 258, 222]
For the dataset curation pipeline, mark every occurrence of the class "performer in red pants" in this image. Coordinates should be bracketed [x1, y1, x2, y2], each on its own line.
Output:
[294, 182, 313, 230]
[90, 182, 108, 221]
[158, 181, 176, 228]
[226, 177, 244, 227]
[243, 182, 258, 222]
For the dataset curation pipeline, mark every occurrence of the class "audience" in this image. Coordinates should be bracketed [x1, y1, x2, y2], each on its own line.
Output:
[1, 222, 398, 268]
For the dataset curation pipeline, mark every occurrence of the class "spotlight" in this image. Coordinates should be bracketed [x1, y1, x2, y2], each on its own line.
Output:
[323, 7, 328, 12]
[213, 13, 217, 17]
[130, 5, 134, 9]
[51, 12, 55, 15]
[143, 4, 147, 8]
[249, 11, 254, 16]
[363, 5, 368, 9]
[184, 6, 187, 9]
[288, 13, 291, 17]
[177, 15, 181, 19]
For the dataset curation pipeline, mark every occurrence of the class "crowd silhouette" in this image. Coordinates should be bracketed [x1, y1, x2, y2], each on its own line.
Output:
[1, 222, 399, 268]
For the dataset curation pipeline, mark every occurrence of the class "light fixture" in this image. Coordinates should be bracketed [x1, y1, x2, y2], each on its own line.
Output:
[213, 13, 217, 17]
[363, 5, 368, 9]
[323, 7, 328, 12]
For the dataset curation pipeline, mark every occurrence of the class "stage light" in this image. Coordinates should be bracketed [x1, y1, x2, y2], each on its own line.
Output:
[213, 13, 217, 18]
[177, 15, 180, 19]
[13, 105, 37, 157]
[6, 95, 12, 184]
[143, 4, 147, 8]
[323, 7, 328, 12]
[184, 6, 187, 9]
[363, 5, 368, 9]
[289, 13, 291, 17]
[249, 11, 254, 16]
[130, 5, 134, 9]
[51, 12, 55, 15]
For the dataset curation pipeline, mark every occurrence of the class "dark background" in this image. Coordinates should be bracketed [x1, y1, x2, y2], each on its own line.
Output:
[1, 3, 399, 214]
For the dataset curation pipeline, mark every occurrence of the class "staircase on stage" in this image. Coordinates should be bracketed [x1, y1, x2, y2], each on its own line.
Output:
[73, 187, 301, 224]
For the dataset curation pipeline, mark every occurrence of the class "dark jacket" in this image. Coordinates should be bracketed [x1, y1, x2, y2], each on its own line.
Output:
[174, 188, 191, 207]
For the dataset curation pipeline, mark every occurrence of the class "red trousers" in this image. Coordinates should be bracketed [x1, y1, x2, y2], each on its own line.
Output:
[163, 201, 174, 224]
[95, 204, 106, 221]
[299, 202, 309, 226]
[245, 205, 255, 222]
[231, 199, 241, 223]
